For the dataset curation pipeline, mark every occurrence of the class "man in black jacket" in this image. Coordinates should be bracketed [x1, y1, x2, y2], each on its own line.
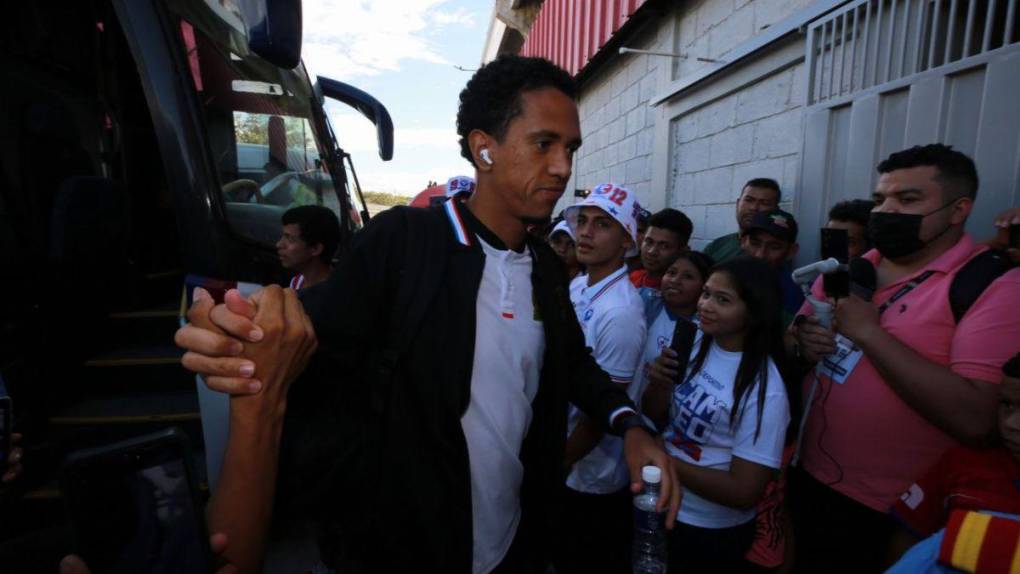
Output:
[175, 55, 679, 573]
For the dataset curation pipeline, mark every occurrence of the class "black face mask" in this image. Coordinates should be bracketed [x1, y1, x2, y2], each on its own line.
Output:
[867, 202, 955, 260]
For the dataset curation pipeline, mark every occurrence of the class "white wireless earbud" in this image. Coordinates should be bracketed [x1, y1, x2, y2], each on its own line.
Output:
[480, 148, 493, 165]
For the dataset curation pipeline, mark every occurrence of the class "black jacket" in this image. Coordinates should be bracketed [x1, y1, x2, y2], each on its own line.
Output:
[279, 202, 635, 572]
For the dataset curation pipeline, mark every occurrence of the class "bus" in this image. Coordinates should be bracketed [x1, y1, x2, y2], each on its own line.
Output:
[0, 0, 391, 547]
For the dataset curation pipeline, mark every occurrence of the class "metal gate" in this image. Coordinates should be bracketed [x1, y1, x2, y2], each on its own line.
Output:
[796, 0, 1020, 261]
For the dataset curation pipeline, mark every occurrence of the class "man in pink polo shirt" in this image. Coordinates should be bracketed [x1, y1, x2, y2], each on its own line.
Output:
[785, 144, 1020, 572]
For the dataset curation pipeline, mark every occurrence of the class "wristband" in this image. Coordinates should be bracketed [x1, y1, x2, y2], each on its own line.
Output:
[614, 413, 656, 437]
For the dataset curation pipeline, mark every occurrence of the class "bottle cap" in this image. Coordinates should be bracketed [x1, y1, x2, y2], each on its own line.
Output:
[642, 465, 661, 484]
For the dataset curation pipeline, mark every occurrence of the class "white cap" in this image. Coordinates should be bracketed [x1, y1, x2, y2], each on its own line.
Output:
[564, 183, 641, 256]
[642, 465, 662, 484]
[445, 175, 475, 199]
[549, 220, 575, 241]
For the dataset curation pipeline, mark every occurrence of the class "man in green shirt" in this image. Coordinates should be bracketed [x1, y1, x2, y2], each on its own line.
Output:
[703, 178, 782, 262]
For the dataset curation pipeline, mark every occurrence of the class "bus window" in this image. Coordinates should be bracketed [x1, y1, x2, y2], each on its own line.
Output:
[171, 5, 346, 245]
[232, 112, 321, 208]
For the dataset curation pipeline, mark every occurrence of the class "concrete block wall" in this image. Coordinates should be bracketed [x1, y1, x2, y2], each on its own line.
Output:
[561, 0, 818, 249]
[665, 0, 814, 250]
[669, 63, 806, 249]
[564, 22, 666, 214]
[673, 0, 815, 80]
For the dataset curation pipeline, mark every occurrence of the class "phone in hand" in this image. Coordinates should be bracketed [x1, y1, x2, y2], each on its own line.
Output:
[0, 396, 11, 466]
[61, 428, 212, 573]
[669, 318, 699, 385]
[821, 227, 850, 298]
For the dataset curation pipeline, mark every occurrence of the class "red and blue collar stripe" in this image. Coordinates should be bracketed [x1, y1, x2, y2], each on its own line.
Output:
[444, 200, 472, 247]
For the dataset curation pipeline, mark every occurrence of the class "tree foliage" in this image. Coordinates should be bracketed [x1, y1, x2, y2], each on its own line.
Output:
[234, 112, 314, 148]
[362, 191, 410, 207]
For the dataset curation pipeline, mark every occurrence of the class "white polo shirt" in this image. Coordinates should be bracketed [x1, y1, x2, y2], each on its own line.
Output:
[566, 265, 647, 494]
[443, 200, 639, 571]
[460, 235, 544, 573]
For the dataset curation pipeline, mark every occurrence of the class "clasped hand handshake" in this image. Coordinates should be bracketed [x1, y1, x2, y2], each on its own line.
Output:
[61, 286, 319, 574]
[174, 285, 318, 409]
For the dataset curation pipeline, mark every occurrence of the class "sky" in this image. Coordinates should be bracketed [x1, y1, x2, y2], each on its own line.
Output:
[301, 0, 492, 196]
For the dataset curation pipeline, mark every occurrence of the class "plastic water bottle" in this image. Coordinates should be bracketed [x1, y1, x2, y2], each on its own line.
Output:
[632, 465, 667, 574]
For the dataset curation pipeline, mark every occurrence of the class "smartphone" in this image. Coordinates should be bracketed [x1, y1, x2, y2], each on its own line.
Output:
[61, 428, 212, 574]
[669, 318, 699, 384]
[821, 227, 850, 298]
[0, 396, 11, 466]
[1010, 223, 1020, 249]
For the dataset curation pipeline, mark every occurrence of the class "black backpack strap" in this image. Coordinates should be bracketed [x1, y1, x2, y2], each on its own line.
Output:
[371, 206, 449, 414]
[949, 249, 1014, 324]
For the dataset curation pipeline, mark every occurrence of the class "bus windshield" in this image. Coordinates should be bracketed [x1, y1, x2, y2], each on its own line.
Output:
[168, 0, 348, 242]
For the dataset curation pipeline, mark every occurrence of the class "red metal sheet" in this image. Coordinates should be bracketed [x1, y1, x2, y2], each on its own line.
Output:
[520, 0, 646, 75]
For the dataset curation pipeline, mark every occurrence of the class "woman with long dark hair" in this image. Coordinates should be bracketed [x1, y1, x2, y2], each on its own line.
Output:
[645, 256, 791, 572]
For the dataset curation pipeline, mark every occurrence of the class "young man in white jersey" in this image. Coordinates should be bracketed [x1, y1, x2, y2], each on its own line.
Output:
[559, 183, 648, 574]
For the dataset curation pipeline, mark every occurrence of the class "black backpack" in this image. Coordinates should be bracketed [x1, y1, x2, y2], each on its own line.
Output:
[949, 249, 1015, 323]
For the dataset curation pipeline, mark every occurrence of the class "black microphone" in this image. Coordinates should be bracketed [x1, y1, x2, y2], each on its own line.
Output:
[849, 258, 877, 302]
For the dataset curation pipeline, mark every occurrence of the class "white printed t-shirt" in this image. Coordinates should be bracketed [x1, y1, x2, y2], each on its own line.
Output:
[460, 236, 544, 573]
[663, 335, 790, 528]
[565, 265, 647, 494]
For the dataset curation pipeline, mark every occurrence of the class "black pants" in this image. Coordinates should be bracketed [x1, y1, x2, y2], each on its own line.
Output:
[554, 485, 632, 574]
[788, 466, 895, 573]
[667, 518, 756, 573]
[491, 525, 532, 574]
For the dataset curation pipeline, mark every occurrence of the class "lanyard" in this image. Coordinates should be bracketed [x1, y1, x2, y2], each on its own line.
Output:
[877, 270, 936, 315]
[793, 268, 936, 468]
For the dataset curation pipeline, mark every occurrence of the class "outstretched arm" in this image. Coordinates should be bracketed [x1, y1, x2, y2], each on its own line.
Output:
[182, 287, 317, 573]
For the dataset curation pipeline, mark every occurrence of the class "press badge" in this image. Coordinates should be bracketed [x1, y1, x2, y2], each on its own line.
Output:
[815, 334, 863, 384]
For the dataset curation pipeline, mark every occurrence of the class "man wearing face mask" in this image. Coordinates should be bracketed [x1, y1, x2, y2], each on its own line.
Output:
[785, 144, 1020, 572]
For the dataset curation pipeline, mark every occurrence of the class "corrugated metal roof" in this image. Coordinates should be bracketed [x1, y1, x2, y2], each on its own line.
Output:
[520, 0, 648, 75]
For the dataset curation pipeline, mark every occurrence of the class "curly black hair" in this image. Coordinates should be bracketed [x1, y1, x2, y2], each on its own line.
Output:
[877, 144, 979, 200]
[456, 55, 577, 166]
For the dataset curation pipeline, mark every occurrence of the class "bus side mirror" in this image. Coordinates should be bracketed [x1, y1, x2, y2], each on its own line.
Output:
[317, 76, 394, 161]
[242, 0, 302, 69]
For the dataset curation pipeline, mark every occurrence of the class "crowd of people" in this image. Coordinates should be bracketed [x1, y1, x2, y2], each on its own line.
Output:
[174, 55, 1020, 574]
[4, 53, 1017, 574]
